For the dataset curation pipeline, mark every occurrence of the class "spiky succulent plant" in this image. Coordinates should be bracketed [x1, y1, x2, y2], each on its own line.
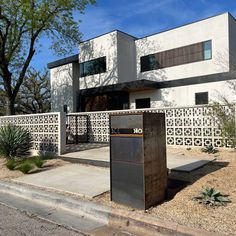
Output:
[0, 124, 32, 158]
[193, 187, 230, 206]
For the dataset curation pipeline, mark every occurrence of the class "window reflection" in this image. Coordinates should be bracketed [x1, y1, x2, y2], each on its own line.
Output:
[80, 57, 106, 77]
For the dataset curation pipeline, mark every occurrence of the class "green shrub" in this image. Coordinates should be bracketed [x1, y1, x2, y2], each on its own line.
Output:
[193, 187, 230, 206]
[6, 159, 18, 170]
[211, 102, 236, 148]
[201, 145, 218, 154]
[0, 124, 33, 158]
[33, 158, 45, 168]
[18, 161, 34, 174]
[38, 153, 55, 160]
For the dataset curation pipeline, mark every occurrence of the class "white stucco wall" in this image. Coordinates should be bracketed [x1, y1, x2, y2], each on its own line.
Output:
[50, 63, 79, 113]
[79, 31, 118, 89]
[129, 80, 236, 109]
[136, 13, 230, 82]
[117, 32, 137, 83]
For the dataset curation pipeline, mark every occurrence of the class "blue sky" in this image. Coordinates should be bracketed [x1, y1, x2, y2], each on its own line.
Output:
[32, 0, 236, 70]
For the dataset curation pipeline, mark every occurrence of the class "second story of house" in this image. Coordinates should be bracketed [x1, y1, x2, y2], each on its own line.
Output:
[48, 12, 236, 112]
[49, 12, 236, 88]
[136, 12, 234, 82]
[78, 30, 137, 89]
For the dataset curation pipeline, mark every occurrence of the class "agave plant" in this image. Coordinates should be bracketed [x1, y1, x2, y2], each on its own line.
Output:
[0, 124, 33, 158]
[193, 187, 230, 206]
[201, 145, 218, 154]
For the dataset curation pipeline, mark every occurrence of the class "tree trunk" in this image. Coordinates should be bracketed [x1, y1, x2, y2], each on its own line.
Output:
[6, 96, 15, 115]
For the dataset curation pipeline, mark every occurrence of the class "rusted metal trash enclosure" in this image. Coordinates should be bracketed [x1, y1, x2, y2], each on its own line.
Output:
[110, 112, 167, 209]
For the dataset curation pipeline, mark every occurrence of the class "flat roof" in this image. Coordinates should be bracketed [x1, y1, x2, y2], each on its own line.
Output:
[47, 11, 234, 69]
[79, 72, 235, 96]
[79, 80, 159, 96]
[137, 12, 232, 40]
[47, 54, 79, 69]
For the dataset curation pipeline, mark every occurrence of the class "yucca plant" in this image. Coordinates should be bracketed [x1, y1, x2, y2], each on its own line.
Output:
[0, 124, 33, 158]
[193, 187, 230, 206]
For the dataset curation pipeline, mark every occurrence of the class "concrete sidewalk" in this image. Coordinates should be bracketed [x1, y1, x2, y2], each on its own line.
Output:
[13, 146, 214, 199]
[14, 164, 110, 198]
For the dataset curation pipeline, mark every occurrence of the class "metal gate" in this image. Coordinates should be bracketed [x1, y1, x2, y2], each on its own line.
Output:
[66, 114, 89, 144]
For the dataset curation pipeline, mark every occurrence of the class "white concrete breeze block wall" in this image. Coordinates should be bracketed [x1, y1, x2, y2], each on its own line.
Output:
[0, 112, 66, 155]
[136, 13, 230, 82]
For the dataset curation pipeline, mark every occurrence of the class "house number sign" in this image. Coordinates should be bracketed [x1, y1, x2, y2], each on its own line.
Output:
[110, 128, 143, 135]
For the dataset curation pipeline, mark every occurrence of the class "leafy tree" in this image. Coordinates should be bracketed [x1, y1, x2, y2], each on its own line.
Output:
[0, 89, 6, 115]
[0, 0, 95, 115]
[16, 68, 51, 114]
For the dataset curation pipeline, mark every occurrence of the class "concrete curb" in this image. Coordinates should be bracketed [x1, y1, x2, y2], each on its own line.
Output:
[0, 181, 110, 225]
[0, 181, 222, 236]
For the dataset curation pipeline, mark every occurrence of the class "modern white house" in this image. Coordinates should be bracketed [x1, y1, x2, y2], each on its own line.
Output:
[48, 12, 236, 113]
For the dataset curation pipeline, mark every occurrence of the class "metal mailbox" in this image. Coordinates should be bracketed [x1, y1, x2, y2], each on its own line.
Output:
[110, 112, 167, 209]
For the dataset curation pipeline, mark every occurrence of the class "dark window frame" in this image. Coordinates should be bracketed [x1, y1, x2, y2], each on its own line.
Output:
[80, 56, 106, 77]
[63, 105, 68, 113]
[195, 92, 209, 105]
[140, 40, 212, 73]
[203, 40, 212, 60]
[135, 98, 151, 109]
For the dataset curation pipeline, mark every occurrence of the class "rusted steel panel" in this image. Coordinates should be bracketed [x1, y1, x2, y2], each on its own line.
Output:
[110, 113, 167, 210]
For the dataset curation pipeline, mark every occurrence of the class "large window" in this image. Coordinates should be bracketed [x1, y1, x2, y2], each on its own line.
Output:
[195, 92, 208, 105]
[141, 40, 212, 72]
[80, 57, 106, 77]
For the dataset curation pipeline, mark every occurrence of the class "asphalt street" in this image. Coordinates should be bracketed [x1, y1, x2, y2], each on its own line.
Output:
[0, 192, 138, 236]
[0, 203, 84, 236]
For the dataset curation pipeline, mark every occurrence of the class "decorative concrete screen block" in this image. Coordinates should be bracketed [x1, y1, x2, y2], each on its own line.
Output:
[68, 104, 235, 148]
[0, 112, 66, 155]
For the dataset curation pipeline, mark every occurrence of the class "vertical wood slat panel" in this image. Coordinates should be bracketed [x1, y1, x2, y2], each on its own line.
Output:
[140, 41, 208, 72]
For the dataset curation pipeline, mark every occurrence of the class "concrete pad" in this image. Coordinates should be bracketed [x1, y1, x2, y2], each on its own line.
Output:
[14, 147, 214, 197]
[62, 146, 109, 162]
[61, 146, 214, 172]
[14, 164, 110, 198]
[167, 154, 214, 172]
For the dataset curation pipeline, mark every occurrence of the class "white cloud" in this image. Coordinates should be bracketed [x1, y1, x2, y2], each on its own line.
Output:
[78, 7, 117, 40]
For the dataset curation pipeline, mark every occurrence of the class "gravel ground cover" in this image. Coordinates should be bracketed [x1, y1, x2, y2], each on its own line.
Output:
[95, 147, 236, 235]
[0, 158, 70, 180]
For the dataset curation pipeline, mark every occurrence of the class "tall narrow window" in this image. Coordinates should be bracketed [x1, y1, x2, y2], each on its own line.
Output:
[203, 41, 212, 60]
[63, 105, 68, 113]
